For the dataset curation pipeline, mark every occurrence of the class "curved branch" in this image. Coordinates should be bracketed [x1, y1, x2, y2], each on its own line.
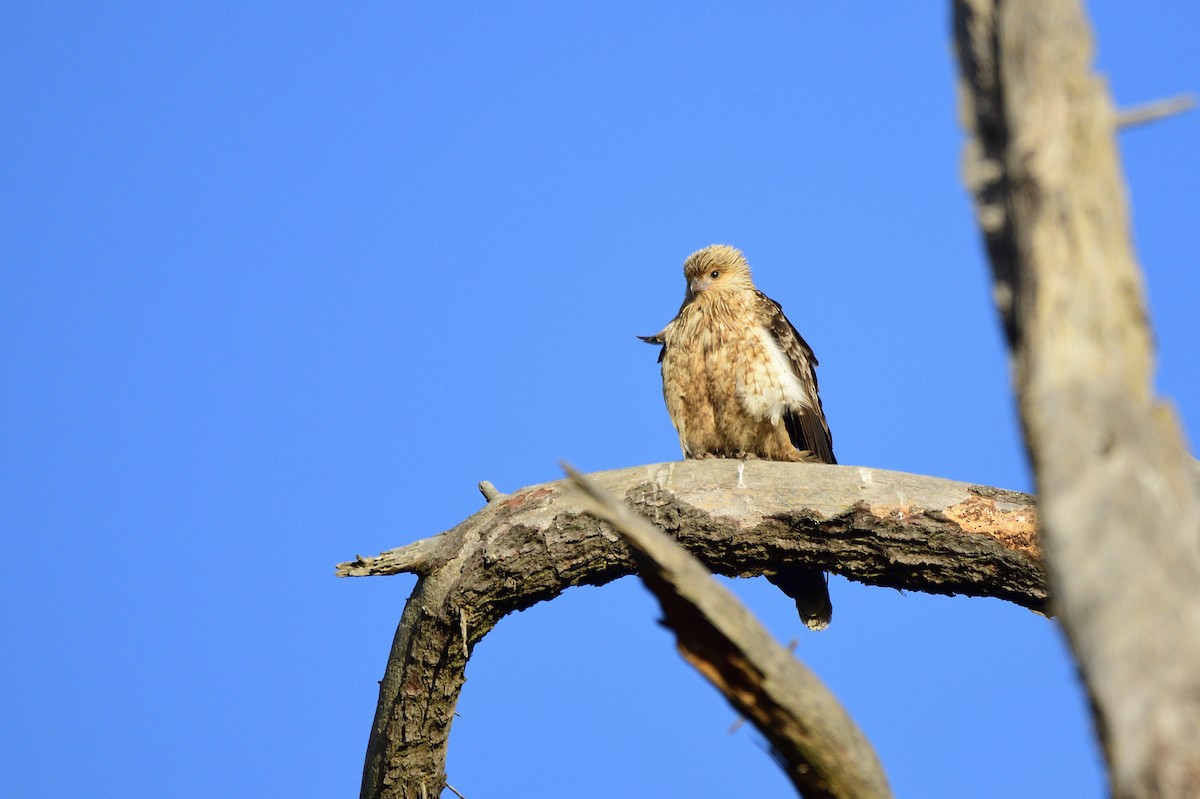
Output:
[338, 460, 1043, 799]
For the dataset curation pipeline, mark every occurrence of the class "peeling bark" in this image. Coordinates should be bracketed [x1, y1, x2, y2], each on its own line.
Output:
[339, 460, 1044, 799]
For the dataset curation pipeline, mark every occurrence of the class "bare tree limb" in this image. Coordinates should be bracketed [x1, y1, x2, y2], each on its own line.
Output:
[1117, 94, 1196, 130]
[563, 463, 893, 799]
[340, 460, 1043, 799]
[954, 1, 1200, 796]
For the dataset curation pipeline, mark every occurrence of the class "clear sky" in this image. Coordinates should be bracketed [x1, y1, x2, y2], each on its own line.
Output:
[5, 3, 1199, 797]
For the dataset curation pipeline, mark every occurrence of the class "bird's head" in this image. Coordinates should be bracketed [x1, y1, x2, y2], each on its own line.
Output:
[682, 244, 754, 298]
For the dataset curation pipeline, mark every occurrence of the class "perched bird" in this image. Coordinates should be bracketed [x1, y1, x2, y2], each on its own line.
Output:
[640, 244, 835, 630]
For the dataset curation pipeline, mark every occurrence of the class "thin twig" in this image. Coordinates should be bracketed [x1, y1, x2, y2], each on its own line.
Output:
[1117, 94, 1196, 130]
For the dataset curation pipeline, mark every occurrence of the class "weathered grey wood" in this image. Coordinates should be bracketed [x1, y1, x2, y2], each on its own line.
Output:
[954, 2, 1200, 796]
[1116, 94, 1195, 130]
[339, 460, 1043, 799]
[566, 464, 893, 799]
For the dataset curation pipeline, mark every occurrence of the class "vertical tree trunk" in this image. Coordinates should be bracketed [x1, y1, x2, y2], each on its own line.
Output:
[953, 1, 1200, 795]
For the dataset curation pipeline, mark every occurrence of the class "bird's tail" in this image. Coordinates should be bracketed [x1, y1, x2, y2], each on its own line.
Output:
[767, 566, 832, 631]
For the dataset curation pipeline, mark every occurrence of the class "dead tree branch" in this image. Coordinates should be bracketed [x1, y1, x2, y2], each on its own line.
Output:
[1117, 94, 1195, 130]
[954, 1, 1200, 796]
[339, 460, 1042, 799]
[564, 463, 893, 799]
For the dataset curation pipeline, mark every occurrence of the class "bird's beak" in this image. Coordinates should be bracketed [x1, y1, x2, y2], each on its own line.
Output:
[689, 275, 712, 294]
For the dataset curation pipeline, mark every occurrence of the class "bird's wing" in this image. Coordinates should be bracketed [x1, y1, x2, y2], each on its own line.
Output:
[637, 333, 666, 363]
[757, 291, 836, 464]
[639, 287, 694, 364]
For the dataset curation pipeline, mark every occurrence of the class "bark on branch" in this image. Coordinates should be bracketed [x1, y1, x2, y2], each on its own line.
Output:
[564, 464, 893, 799]
[954, 1, 1200, 796]
[339, 460, 1042, 799]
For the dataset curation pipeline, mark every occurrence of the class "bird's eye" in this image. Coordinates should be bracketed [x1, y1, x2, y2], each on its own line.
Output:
[709, 270, 720, 279]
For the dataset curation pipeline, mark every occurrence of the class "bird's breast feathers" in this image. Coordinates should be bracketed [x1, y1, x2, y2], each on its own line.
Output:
[737, 324, 814, 423]
[664, 297, 812, 424]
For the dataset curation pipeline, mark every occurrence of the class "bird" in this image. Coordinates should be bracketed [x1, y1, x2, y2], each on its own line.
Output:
[639, 244, 835, 630]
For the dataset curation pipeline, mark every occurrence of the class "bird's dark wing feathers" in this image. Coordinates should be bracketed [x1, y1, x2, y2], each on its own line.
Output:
[637, 334, 667, 363]
[759, 291, 836, 465]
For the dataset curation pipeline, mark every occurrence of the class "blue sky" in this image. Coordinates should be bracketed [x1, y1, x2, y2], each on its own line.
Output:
[4, 3, 1198, 797]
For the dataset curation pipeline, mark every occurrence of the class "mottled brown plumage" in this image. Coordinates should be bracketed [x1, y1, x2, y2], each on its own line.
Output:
[640, 244, 835, 629]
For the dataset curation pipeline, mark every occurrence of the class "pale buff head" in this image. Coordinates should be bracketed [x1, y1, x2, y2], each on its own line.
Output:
[682, 244, 754, 297]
